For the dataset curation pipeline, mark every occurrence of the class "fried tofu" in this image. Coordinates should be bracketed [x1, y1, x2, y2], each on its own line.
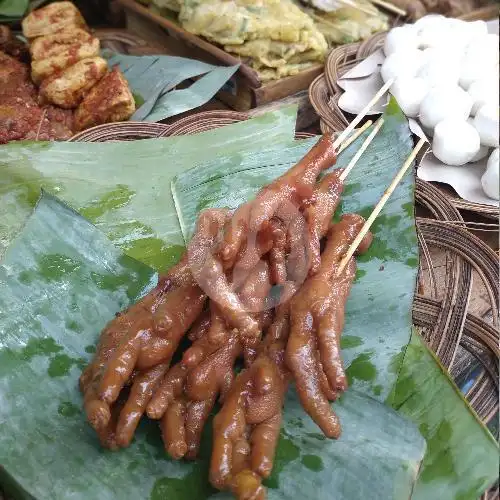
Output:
[74, 67, 136, 131]
[22, 1, 87, 39]
[39, 56, 107, 109]
[31, 30, 100, 84]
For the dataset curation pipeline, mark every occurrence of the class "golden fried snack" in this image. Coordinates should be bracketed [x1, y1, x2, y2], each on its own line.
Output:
[286, 214, 372, 438]
[39, 56, 107, 109]
[30, 30, 100, 84]
[74, 67, 136, 131]
[304, 169, 344, 275]
[219, 133, 337, 267]
[22, 1, 87, 39]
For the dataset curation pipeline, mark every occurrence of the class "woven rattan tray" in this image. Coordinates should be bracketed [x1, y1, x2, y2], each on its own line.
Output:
[70, 111, 499, 449]
[308, 32, 500, 219]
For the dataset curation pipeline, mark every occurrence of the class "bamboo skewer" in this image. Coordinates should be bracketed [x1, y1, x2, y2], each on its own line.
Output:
[339, 117, 384, 182]
[341, 0, 376, 16]
[370, 0, 407, 17]
[332, 79, 394, 150]
[336, 138, 428, 275]
[338, 120, 373, 154]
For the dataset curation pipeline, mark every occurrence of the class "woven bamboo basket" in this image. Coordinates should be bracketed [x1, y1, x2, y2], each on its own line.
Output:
[308, 32, 500, 219]
[70, 112, 499, 449]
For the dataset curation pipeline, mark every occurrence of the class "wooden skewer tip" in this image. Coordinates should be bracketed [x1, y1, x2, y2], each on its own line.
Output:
[338, 120, 373, 154]
[336, 137, 427, 275]
[332, 78, 394, 150]
[371, 0, 407, 17]
[339, 117, 385, 182]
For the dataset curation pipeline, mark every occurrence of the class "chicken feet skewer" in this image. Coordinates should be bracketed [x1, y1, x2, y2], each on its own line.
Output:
[286, 214, 372, 438]
[220, 134, 337, 268]
[210, 300, 294, 500]
[147, 261, 272, 459]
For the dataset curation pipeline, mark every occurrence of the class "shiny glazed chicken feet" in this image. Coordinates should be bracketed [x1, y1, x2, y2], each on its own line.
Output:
[80, 209, 236, 446]
[219, 134, 337, 268]
[210, 303, 292, 500]
[146, 262, 273, 459]
[286, 214, 373, 438]
[209, 355, 285, 499]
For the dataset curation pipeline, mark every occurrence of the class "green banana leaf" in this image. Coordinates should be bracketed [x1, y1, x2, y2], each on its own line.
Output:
[391, 332, 499, 500]
[0, 101, 497, 500]
[0, 0, 28, 17]
[0, 192, 426, 500]
[172, 99, 417, 402]
[104, 53, 239, 123]
[0, 107, 297, 269]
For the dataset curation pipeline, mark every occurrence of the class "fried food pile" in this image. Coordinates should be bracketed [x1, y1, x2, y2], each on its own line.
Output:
[173, 0, 328, 82]
[21, 1, 135, 131]
[80, 134, 373, 499]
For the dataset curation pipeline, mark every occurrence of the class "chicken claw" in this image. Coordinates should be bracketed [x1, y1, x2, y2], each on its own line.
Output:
[220, 134, 337, 266]
[286, 214, 372, 437]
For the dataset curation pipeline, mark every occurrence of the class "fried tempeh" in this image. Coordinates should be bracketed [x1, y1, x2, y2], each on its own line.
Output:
[30, 29, 100, 84]
[39, 56, 107, 109]
[22, 1, 87, 39]
[74, 66, 136, 131]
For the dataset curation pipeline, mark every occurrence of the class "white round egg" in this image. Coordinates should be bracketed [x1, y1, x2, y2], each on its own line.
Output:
[481, 148, 499, 200]
[468, 79, 499, 115]
[465, 34, 500, 65]
[459, 60, 498, 90]
[466, 118, 490, 161]
[417, 57, 460, 88]
[433, 119, 480, 166]
[413, 14, 446, 33]
[459, 35, 499, 89]
[419, 85, 473, 130]
[384, 26, 420, 57]
[473, 103, 500, 147]
[447, 19, 488, 48]
[416, 16, 453, 49]
[390, 76, 428, 118]
[380, 49, 425, 83]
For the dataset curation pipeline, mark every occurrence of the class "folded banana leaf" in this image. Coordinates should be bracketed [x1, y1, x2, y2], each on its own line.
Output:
[0, 107, 297, 268]
[172, 99, 417, 403]
[0, 102, 496, 499]
[392, 333, 499, 500]
[0, 192, 427, 500]
[104, 53, 239, 123]
[0, 0, 28, 18]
